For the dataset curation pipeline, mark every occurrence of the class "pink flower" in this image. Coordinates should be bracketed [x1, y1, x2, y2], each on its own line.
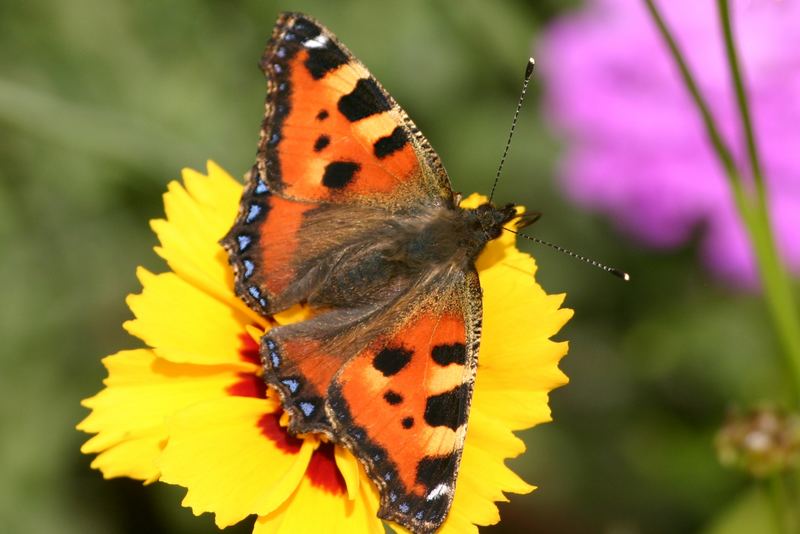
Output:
[539, 0, 800, 286]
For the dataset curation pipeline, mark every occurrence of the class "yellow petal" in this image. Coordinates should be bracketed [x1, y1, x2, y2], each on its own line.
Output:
[78, 349, 246, 480]
[437, 510, 479, 534]
[254, 455, 383, 534]
[273, 303, 314, 326]
[475, 341, 569, 393]
[87, 434, 164, 483]
[159, 396, 314, 528]
[124, 268, 265, 366]
[246, 323, 267, 344]
[438, 409, 534, 531]
[334, 445, 361, 501]
[151, 163, 263, 325]
[438, 192, 572, 530]
[81, 173, 573, 534]
[471, 389, 555, 430]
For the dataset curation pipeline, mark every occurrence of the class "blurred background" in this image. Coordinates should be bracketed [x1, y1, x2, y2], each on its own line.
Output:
[1, 0, 795, 532]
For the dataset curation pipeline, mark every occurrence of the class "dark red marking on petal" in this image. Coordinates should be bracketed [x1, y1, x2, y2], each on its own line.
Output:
[226, 372, 267, 398]
[305, 442, 346, 495]
[258, 412, 303, 454]
[228, 331, 267, 398]
[238, 331, 261, 365]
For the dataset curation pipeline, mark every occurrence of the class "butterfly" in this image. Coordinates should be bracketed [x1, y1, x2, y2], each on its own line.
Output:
[221, 12, 537, 533]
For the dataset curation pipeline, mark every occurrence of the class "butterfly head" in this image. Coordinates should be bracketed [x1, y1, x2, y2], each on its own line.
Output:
[470, 202, 519, 240]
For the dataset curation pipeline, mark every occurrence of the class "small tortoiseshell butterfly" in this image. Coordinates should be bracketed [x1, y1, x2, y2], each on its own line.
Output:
[222, 12, 539, 533]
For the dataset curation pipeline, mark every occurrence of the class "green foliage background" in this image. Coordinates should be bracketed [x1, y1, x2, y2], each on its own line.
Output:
[0, 0, 785, 532]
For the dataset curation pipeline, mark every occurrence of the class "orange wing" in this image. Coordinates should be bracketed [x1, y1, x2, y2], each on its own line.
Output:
[224, 13, 482, 533]
[221, 174, 322, 315]
[223, 13, 457, 314]
[257, 12, 454, 208]
[328, 270, 482, 533]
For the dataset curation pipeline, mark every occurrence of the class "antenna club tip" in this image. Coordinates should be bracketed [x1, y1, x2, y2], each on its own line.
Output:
[525, 58, 535, 79]
[613, 269, 631, 282]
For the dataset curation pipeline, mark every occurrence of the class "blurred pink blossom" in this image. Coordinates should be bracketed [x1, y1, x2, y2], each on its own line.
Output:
[539, 0, 800, 286]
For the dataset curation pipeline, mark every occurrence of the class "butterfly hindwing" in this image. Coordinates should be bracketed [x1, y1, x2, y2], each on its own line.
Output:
[328, 270, 482, 533]
[258, 12, 453, 208]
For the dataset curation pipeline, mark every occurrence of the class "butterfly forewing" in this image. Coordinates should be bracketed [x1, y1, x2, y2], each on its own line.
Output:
[257, 12, 453, 207]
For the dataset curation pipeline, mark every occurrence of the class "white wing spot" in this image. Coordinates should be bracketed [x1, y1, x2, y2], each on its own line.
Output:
[426, 483, 451, 501]
[303, 35, 329, 49]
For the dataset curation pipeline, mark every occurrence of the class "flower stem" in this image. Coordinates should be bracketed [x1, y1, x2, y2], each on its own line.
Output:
[716, 0, 800, 401]
[766, 474, 793, 534]
[642, 0, 800, 403]
[641, 0, 739, 180]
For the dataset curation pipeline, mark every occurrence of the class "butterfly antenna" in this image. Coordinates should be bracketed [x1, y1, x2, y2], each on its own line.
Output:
[505, 228, 631, 281]
[489, 58, 536, 203]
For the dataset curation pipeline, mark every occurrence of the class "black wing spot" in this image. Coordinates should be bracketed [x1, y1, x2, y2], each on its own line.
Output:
[305, 44, 349, 79]
[424, 384, 468, 430]
[372, 347, 412, 377]
[313, 135, 330, 152]
[401, 416, 414, 429]
[431, 343, 466, 366]
[416, 453, 457, 488]
[373, 126, 408, 159]
[321, 161, 360, 189]
[383, 390, 403, 405]
[316, 109, 329, 121]
[291, 18, 322, 40]
[338, 78, 392, 122]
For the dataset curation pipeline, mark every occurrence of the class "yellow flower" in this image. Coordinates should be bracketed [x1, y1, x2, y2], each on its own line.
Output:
[78, 161, 572, 533]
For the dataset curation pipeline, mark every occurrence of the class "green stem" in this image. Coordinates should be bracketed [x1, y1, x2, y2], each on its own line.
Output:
[717, 0, 800, 404]
[717, 0, 800, 403]
[766, 474, 792, 534]
[642, 0, 800, 403]
[716, 0, 766, 201]
[641, 0, 739, 180]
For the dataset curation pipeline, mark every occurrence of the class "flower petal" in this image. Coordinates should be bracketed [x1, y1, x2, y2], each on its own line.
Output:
[254, 455, 383, 534]
[85, 434, 164, 483]
[159, 396, 315, 528]
[439, 192, 572, 530]
[124, 268, 265, 366]
[150, 163, 263, 324]
[439, 409, 534, 532]
[334, 444, 362, 501]
[78, 349, 246, 481]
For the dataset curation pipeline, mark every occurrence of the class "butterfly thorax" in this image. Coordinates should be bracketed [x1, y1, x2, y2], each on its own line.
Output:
[301, 202, 516, 311]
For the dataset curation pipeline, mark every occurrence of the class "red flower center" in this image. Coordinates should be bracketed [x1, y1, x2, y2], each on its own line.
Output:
[305, 442, 347, 495]
[235, 329, 347, 496]
[226, 333, 267, 398]
[258, 412, 303, 453]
